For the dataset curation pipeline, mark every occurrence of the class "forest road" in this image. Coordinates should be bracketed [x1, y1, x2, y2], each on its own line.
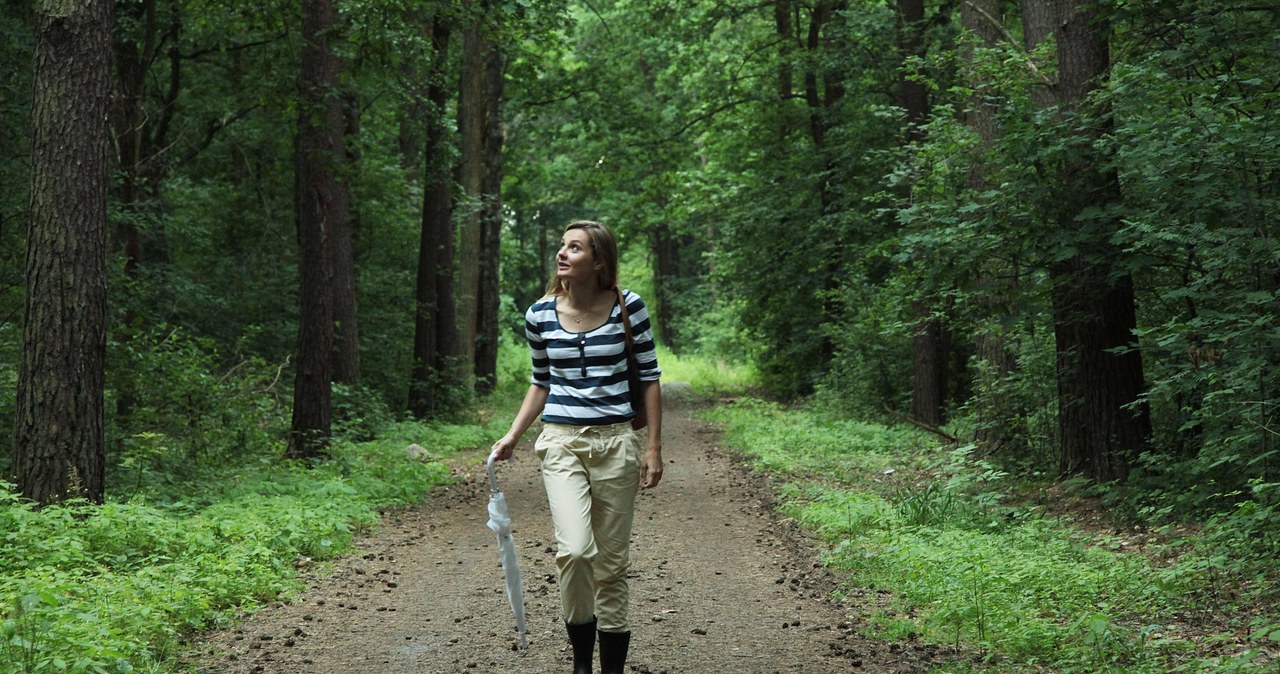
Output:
[189, 388, 957, 674]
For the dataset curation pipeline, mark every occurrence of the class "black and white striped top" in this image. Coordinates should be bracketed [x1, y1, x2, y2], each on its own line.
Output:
[525, 289, 661, 425]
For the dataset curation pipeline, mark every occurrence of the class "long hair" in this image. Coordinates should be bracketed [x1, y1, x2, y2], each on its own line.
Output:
[544, 220, 619, 296]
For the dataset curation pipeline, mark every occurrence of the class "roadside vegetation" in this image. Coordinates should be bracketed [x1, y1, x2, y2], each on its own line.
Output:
[704, 398, 1280, 673]
[0, 337, 527, 674]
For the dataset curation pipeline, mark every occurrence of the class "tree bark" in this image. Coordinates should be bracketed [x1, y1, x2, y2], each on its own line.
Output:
[14, 0, 113, 506]
[1022, 0, 1152, 481]
[961, 0, 1020, 453]
[330, 87, 361, 386]
[289, 0, 342, 458]
[454, 14, 486, 392]
[896, 0, 947, 426]
[111, 0, 177, 277]
[409, 19, 458, 419]
[475, 37, 505, 395]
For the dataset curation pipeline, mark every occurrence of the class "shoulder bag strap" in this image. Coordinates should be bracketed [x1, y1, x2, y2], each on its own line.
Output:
[616, 287, 635, 354]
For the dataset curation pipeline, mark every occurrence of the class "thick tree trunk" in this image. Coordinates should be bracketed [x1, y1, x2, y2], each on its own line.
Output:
[1022, 0, 1152, 481]
[409, 19, 457, 419]
[454, 17, 486, 391]
[289, 0, 342, 458]
[14, 0, 113, 506]
[475, 38, 505, 395]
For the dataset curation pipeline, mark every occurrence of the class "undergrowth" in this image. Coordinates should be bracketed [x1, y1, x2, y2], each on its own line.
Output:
[702, 398, 1280, 673]
[0, 422, 489, 674]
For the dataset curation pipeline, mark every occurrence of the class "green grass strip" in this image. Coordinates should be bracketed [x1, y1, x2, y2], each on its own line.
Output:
[704, 398, 1270, 673]
[0, 422, 477, 674]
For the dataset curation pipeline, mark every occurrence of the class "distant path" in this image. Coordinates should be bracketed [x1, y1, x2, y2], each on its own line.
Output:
[188, 389, 952, 673]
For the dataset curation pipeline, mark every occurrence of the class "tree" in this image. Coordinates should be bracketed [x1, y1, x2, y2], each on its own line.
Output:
[454, 7, 487, 392]
[330, 84, 361, 387]
[959, 0, 1021, 454]
[289, 0, 345, 458]
[409, 17, 459, 419]
[475, 36, 505, 395]
[1021, 0, 1152, 481]
[13, 0, 113, 505]
[111, 0, 176, 278]
[897, 0, 948, 426]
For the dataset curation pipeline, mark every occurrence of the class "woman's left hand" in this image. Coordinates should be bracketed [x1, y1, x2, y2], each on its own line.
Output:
[640, 446, 664, 489]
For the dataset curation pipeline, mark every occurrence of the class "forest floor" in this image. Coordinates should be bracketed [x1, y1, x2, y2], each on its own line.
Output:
[185, 390, 968, 674]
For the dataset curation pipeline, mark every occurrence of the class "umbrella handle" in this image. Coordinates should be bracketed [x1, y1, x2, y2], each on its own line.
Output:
[486, 453, 499, 492]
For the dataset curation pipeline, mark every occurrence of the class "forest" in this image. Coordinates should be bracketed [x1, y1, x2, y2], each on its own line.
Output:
[1, 0, 1278, 672]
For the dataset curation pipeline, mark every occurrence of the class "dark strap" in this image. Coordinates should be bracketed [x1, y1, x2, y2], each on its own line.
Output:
[615, 287, 635, 355]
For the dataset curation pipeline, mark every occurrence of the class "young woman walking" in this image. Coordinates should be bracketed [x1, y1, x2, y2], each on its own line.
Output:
[489, 220, 664, 674]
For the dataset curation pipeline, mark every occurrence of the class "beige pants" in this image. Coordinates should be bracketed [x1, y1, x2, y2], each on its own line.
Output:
[535, 422, 641, 633]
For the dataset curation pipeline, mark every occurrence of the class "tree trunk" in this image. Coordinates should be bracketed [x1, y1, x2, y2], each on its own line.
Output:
[475, 38, 505, 395]
[14, 0, 113, 506]
[454, 16, 486, 392]
[1022, 0, 1152, 481]
[961, 0, 1020, 453]
[896, 0, 947, 425]
[289, 0, 342, 458]
[330, 88, 361, 386]
[111, 0, 176, 277]
[409, 19, 458, 419]
[805, 1, 847, 371]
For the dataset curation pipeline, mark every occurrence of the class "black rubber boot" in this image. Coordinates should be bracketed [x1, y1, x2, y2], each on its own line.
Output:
[598, 629, 630, 674]
[566, 619, 596, 674]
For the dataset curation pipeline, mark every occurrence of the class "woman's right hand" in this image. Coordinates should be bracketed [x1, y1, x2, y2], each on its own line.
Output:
[490, 434, 518, 462]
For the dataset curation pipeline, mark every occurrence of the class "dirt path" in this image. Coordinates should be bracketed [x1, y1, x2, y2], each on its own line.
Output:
[188, 391, 954, 673]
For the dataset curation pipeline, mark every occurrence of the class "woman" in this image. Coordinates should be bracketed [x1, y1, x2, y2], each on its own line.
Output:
[489, 220, 663, 674]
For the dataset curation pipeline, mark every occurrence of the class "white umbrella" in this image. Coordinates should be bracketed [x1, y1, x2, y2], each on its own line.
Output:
[486, 453, 529, 651]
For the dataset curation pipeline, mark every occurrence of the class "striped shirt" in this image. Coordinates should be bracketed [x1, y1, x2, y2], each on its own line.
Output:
[526, 289, 661, 425]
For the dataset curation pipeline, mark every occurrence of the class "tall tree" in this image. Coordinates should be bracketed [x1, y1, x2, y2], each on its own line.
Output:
[897, 0, 948, 427]
[330, 85, 361, 386]
[475, 36, 505, 395]
[13, 0, 113, 505]
[111, 0, 176, 277]
[453, 8, 487, 391]
[960, 0, 1020, 454]
[289, 0, 344, 457]
[1021, 0, 1152, 481]
[409, 17, 459, 419]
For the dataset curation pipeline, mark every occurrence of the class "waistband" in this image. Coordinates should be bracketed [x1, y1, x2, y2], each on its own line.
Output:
[542, 421, 634, 438]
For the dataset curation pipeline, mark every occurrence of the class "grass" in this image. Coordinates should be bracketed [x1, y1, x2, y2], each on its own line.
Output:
[0, 418, 496, 674]
[701, 399, 1280, 673]
[653, 344, 758, 397]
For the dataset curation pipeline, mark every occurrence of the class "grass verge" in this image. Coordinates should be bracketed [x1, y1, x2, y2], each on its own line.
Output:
[0, 419, 499, 674]
[702, 398, 1278, 673]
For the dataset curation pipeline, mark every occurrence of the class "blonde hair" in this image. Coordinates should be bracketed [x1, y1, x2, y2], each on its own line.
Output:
[545, 220, 619, 296]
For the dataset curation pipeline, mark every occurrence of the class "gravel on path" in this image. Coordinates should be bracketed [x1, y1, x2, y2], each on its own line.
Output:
[187, 390, 956, 673]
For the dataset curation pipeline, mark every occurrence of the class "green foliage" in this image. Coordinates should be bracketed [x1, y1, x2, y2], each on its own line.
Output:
[0, 411, 480, 674]
[106, 326, 290, 490]
[708, 397, 1278, 672]
[652, 345, 757, 397]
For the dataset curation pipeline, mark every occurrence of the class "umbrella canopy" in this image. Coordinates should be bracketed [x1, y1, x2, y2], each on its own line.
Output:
[486, 454, 529, 651]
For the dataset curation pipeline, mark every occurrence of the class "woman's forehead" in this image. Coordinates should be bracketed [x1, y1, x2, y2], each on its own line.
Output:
[563, 229, 591, 244]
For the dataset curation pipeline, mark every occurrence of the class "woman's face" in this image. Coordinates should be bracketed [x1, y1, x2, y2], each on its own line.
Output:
[556, 228, 601, 285]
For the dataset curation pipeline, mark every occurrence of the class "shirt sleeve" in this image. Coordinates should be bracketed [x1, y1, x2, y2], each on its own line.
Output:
[626, 291, 662, 381]
[526, 305, 550, 387]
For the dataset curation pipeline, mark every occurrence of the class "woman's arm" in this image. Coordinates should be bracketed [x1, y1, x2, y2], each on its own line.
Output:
[489, 384, 550, 461]
[639, 380, 663, 489]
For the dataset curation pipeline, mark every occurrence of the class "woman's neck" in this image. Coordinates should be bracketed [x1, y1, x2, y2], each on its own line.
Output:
[562, 283, 605, 308]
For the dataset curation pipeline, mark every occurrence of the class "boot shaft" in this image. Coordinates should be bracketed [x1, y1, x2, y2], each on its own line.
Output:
[597, 629, 630, 674]
[566, 620, 596, 674]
